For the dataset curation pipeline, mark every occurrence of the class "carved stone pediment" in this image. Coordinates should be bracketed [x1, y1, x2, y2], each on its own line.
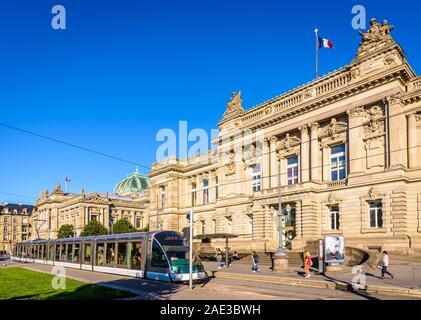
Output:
[355, 18, 395, 59]
[360, 187, 385, 201]
[326, 193, 342, 206]
[83, 193, 109, 205]
[320, 118, 348, 139]
[276, 133, 301, 152]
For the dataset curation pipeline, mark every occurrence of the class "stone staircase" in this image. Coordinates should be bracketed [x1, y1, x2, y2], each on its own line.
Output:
[234, 251, 304, 268]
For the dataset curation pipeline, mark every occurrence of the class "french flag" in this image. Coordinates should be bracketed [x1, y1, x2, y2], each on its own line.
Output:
[318, 37, 334, 49]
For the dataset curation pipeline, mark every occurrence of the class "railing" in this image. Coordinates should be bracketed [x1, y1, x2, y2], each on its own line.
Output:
[409, 77, 421, 91]
[239, 69, 351, 127]
[327, 180, 347, 188]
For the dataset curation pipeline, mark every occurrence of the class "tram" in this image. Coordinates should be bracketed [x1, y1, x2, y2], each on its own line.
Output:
[11, 231, 206, 283]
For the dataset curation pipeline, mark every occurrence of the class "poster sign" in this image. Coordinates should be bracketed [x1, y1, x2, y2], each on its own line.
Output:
[324, 235, 345, 264]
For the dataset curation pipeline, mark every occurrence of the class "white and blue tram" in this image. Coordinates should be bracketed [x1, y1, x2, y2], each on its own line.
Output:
[11, 231, 206, 283]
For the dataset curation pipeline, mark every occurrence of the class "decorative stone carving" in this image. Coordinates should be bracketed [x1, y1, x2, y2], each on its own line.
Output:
[299, 125, 308, 136]
[356, 18, 395, 58]
[367, 187, 384, 201]
[265, 105, 273, 115]
[244, 144, 257, 161]
[327, 193, 342, 205]
[389, 92, 403, 105]
[320, 118, 348, 138]
[304, 89, 313, 100]
[350, 67, 361, 80]
[308, 122, 320, 131]
[52, 183, 63, 193]
[277, 133, 301, 152]
[369, 106, 383, 121]
[223, 91, 244, 118]
[347, 106, 367, 119]
[270, 136, 278, 145]
[225, 152, 236, 176]
[384, 53, 396, 65]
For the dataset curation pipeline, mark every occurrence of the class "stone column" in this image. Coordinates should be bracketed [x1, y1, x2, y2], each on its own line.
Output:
[408, 113, 418, 168]
[309, 123, 321, 182]
[322, 144, 330, 182]
[270, 136, 278, 188]
[299, 126, 310, 183]
[263, 138, 270, 189]
[389, 94, 407, 169]
[347, 107, 366, 175]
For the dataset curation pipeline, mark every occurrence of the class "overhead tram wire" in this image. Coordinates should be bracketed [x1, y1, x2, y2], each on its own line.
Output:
[0, 122, 151, 171]
[0, 105, 417, 199]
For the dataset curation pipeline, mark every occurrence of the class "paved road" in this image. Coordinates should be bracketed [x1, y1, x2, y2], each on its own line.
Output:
[1, 262, 419, 300]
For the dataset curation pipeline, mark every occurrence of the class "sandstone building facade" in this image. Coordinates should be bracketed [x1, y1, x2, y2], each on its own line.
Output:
[30, 170, 150, 240]
[148, 19, 421, 254]
[0, 203, 32, 253]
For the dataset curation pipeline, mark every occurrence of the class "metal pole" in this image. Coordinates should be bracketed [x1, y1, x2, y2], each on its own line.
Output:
[189, 208, 193, 290]
[315, 28, 319, 80]
[277, 158, 285, 256]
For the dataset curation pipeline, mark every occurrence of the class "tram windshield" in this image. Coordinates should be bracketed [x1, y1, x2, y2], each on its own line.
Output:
[155, 231, 204, 273]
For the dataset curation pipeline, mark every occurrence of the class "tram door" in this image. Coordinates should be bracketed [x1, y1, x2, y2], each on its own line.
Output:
[146, 238, 170, 281]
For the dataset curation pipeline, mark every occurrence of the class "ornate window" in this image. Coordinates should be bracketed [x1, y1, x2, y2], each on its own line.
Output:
[252, 164, 262, 192]
[330, 206, 340, 230]
[287, 156, 299, 185]
[191, 183, 197, 207]
[135, 217, 142, 229]
[369, 200, 383, 228]
[203, 179, 209, 204]
[331, 144, 346, 181]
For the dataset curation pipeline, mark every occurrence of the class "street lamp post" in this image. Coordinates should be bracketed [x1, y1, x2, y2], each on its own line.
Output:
[272, 157, 289, 271]
[187, 208, 194, 291]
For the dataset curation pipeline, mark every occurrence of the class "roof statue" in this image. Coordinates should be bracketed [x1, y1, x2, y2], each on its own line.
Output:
[356, 18, 395, 58]
[223, 91, 244, 119]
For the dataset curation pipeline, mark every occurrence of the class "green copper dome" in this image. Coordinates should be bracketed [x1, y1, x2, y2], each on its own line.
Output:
[113, 168, 150, 195]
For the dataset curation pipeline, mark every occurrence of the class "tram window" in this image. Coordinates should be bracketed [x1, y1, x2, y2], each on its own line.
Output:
[55, 245, 61, 261]
[74, 243, 80, 263]
[106, 242, 116, 266]
[60, 244, 67, 261]
[96, 243, 105, 266]
[129, 242, 142, 270]
[40, 245, 45, 259]
[84, 243, 92, 264]
[67, 244, 74, 262]
[116, 242, 128, 268]
[151, 240, 169, 268]
[48, 245, 54, 260]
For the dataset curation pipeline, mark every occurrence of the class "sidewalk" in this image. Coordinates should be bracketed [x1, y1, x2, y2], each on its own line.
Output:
[202, 255, 421, 298]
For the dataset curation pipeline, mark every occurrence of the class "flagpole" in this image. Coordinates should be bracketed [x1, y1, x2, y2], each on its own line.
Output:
[315, 28, 319, 80]
[65, 180, 68, 193]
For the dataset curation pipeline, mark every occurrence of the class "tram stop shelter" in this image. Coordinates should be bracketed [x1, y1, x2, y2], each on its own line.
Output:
[194, 233, 239, 267]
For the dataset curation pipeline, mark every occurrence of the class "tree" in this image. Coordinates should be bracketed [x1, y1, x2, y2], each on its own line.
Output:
[138, 224, 149, 232]
[57, 224, 75, 239]
[112, 219, 136, 234]
[80, 220, 108, 237]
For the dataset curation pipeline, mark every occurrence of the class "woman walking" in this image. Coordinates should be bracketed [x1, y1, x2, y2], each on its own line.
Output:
[304, 251, 313, 278]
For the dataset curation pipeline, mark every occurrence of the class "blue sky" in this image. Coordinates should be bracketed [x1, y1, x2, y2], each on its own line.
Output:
[0, 0, 420, 203]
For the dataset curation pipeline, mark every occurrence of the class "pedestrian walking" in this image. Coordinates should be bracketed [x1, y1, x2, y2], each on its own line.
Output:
[215, 248, 222, 270]
[379, 251, 394, 279]
[251, 251, 260, 272]
[304, 251, 313, 278]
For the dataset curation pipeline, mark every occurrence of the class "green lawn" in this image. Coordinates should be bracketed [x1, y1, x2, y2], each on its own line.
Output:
[0, 268, 135, 300]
